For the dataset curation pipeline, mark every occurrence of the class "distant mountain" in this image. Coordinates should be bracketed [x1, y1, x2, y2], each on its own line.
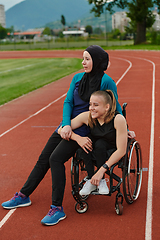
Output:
[45, 11, 112, 32]
[6, 0, 92, 30]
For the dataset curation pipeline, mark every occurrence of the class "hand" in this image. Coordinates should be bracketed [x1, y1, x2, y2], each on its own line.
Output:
[58, 126, 62, 135]
[90, 167, 106, 186]
[60, 125, 72, 140]
[76, 136, 93, 154]
[128, 131, 136, 139]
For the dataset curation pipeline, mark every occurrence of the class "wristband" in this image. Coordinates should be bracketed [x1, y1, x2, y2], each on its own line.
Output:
[102, 163, 109, 171]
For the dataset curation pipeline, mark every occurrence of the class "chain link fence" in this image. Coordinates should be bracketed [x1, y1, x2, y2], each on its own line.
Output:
[0, 39, 134, 51]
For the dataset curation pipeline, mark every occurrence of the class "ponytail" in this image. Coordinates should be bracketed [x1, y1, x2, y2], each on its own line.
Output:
[104, 90, 116, 124]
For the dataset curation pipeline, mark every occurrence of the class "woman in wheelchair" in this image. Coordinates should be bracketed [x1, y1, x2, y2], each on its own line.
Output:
[59, 89, 128, 196]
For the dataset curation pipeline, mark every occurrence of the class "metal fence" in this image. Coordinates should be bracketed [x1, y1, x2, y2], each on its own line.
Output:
[0, 39, 134, 51]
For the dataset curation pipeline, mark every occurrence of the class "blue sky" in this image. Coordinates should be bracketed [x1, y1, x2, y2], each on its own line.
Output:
[1, 0, 114, 11]
[0, 0, 24, 11]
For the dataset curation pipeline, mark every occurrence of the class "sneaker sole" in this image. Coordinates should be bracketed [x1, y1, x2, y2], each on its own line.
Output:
[41, 215, 66, 226]
[79, 187, 97, 196]
[2, 201, 32, 209]
[98, 191, 109, 195]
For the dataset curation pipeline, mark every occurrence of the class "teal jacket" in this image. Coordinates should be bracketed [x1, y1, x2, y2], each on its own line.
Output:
[62, 72, 122, 129]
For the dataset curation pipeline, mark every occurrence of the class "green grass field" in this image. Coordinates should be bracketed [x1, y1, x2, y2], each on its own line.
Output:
[0, 58, 82, 106]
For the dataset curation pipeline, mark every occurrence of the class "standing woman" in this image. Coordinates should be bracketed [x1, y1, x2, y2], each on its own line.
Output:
[60, 45, 122, 140]
[2, 46, 122, 226]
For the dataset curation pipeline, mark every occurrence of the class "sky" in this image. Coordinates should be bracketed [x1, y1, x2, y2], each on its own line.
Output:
[0, 0, 114, 11]
[0, 0, 25, 11]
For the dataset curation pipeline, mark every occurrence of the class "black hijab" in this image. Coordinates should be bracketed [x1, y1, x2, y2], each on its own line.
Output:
[78, 45, 109, 102]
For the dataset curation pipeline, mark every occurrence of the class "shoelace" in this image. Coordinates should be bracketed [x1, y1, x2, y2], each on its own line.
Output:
[100, 180, 106, 185]
[10, 192, 19, 201]
[83, 181, 91, 189]
[47, 206, 61, 216]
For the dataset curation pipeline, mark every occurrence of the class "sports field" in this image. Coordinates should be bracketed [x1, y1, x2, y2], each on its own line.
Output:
[0, 50, 160, 240]
[0, 58, 82, 105]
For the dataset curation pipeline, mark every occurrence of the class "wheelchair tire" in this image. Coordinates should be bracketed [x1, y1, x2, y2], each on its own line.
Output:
[115, 192, 123, 215]
[71, 157, 89, 200]
[123, 139, 142, 204]
[75, 201, 88, 214]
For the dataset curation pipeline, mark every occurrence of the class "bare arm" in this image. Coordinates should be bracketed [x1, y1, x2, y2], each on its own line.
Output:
[71, 111, 92, 153]
[90, 115, 128, 186]
[60, 125, 72, 141]
[59, 111, 92, 153]
[71, 111, 89, 130]
[59, 111, 89, 140]
[71, 132, 92, 153]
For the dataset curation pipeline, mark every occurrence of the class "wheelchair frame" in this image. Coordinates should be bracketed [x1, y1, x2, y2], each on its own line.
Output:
[70, 103, 143, 215]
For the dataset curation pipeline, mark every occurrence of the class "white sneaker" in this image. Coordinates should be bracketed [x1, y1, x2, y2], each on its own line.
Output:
[98, 179, 109, 195]
[79, 179, 97, 196]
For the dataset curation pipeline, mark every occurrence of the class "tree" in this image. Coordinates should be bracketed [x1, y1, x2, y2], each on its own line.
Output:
[87, 0, 160, 44]
[111, 28, 121, 39]
[61, 15, 66, 28]
[7, 25, 14, 34]
[0, 25, 7, 40]
[43, 27, 52, 35]
[85, 25, 93, 36]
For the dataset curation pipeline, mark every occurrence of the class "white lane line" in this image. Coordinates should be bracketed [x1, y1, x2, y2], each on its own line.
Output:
[111, 55, 155, 240]
[0, 93, 66, 138]
[0, 93, 66, 227]
[31, 126, 58, 128]
[113, 57, 132, 85]
[0, 209, 16, 229]
[143, 59, 155, 240]
[121, 56, 155, 240]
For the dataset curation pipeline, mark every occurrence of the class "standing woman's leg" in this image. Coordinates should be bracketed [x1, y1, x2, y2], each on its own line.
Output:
[49, 139, 79, 206]
[20, 132, 62, 197]
[41, 139, 80, 226]
[1, 131, 63, 210]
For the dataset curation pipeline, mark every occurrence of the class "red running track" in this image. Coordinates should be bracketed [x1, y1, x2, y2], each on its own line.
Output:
[0, 50, 160, 240]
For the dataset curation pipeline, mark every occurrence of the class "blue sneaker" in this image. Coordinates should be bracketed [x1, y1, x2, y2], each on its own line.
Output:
[1, 192, 31, 209]
[41, 205, 66, 226]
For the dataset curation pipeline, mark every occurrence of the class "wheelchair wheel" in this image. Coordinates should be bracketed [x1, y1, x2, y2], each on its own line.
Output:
[71, 157, 89, 200]
[123, 139, 142, 204]
[75, 201, 88, 214]
[115, 192, 123, 215]
[115, 202, 123, 215]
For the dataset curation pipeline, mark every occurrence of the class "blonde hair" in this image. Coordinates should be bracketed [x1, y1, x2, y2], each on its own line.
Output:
[88, 90, 116, 128]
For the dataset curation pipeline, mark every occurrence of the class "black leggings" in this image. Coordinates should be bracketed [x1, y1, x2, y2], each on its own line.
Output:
[80, 138, 116, 179]
[20, 131, 79, 206]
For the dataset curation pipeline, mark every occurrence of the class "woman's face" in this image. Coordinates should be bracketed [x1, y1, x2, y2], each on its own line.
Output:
[89, 95, 109, 121]
[82, 51, 93, 73]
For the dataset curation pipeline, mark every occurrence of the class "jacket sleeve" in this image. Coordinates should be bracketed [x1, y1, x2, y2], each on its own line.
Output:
[100, 74, 122, 114]
[62, 74, 77, 127]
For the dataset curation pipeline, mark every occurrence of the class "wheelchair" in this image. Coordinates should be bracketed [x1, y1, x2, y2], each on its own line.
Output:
[70, 103, 142, 215]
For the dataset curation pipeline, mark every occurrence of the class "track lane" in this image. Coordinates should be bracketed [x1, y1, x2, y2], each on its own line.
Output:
[0, 50, 159, 240]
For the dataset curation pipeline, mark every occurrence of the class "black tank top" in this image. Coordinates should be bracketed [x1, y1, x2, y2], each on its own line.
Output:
[90, 112, 119, 149]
